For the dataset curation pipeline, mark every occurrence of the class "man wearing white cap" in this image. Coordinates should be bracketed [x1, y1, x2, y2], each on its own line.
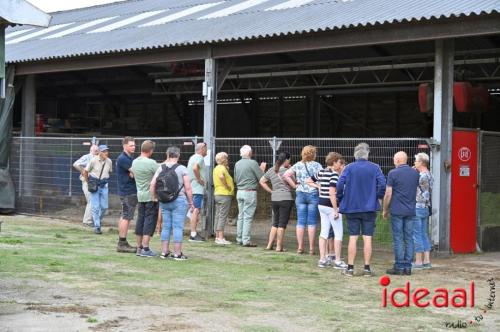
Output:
[84, 144, 113, 234]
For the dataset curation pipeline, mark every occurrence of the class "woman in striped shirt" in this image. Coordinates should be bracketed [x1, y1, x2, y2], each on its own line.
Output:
[308, 152, 347, 269]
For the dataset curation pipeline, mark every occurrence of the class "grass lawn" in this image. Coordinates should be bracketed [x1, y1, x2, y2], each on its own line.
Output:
[0, 215, 498, 331]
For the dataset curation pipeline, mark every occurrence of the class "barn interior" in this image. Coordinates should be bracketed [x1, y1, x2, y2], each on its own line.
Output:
[12, 36, 500, 138]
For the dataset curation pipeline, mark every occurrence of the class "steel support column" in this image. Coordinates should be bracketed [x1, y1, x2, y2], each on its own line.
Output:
[21, 75, 36, 137]
[203, 58, 217, 236]
[431, 39, 454, 253]
[21, 74, 36, 197]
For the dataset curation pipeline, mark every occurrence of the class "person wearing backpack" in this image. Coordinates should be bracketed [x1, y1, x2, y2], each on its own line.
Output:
[131, 140, 160, 258]
[151, 146, 194, 261]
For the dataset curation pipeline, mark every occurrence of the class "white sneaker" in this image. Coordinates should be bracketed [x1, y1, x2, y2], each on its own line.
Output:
[333, 261, 348, 270]
[215, 238, 224, 245]
[222, 239, 232, 245]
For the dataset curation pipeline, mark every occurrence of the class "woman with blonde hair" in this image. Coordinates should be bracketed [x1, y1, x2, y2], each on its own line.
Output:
[213, 152, 234, 245]
[284, 145, 323, 255]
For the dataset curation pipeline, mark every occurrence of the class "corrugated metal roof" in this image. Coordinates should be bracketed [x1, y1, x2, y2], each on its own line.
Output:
[5, 0, 500, 63]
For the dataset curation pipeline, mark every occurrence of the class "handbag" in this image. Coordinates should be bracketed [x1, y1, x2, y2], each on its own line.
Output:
[87, 162, 105, 193]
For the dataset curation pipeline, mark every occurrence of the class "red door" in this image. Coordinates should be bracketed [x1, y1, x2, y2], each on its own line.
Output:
[450, 130, 478, 253]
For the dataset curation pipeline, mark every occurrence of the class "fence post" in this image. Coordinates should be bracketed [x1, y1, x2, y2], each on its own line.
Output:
[69, 139, 73, 197]
[268, 137, 283, 227]
[18, 138, 22, 197]
[476, 131, 483, 251]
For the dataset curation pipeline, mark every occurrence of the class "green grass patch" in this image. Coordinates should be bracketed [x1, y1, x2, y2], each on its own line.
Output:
[480, 192, 500, 226]
[0, 216, 485, 331]
[0, 237, 24, 244]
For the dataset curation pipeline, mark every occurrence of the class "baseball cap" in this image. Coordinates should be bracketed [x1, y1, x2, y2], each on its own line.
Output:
[98, 144, 109, 152]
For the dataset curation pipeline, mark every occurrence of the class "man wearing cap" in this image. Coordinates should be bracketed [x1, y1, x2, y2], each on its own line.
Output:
[84, 145, 113, 234]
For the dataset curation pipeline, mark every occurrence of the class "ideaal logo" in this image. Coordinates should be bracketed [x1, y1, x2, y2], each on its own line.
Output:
[380, 276, 475, 308]
[379, 276, 496, 328]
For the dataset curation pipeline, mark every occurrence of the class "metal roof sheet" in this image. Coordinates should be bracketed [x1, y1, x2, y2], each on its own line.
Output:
[5, 0, 500, 63]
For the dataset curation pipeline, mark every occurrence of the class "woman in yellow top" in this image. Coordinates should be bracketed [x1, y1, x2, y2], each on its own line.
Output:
[213, 152, 235, 245]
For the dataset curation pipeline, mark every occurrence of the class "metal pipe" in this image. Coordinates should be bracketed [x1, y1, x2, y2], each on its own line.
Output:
[152, 80, 431, 95]
[155, 57, 500, 84]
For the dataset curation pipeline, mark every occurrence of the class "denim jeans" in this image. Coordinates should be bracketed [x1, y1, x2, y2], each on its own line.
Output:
[160, 196, 188, 243]
[295, 191, 319, 228]
[413, 207, 431, 253]
[390, 214, 414, 270]
[90, 184, 108, 229]
[236, 190, 257, 245]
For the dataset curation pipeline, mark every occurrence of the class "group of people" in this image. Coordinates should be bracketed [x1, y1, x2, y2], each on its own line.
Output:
[73, 138, 433, 276]
[73, 138, 208, 260]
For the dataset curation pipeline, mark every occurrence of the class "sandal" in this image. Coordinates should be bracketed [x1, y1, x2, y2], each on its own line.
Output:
[276, 247, 287, 252]
[265, 246, 274, 250]
[309, 250, 316, 256]
[297, 249, 304, 255]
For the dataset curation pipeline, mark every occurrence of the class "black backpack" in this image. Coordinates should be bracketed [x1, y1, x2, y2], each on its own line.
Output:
[156, 164, 184, 203]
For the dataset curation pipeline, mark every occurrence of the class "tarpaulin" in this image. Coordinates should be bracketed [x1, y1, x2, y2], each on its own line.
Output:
[0, 66, 16, 211]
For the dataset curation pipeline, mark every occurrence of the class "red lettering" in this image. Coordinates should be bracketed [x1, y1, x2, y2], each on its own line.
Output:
[432, 288, 449, 307]
[382, 288, 387, 307]
[390, 282, 410, 308]
[470, 281, 475, 307]
[412, 288, 430, 307]
[451, 289, 467, 307]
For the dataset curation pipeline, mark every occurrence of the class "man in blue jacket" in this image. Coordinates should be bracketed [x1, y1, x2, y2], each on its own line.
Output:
[336, 143, 386, 277]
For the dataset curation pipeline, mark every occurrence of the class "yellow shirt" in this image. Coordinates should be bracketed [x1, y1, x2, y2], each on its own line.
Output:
[213, 165, 234, 196]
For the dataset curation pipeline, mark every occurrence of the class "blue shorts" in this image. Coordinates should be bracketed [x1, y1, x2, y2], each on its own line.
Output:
[346, 212, 376, 236]
[193, 194, 204, 209]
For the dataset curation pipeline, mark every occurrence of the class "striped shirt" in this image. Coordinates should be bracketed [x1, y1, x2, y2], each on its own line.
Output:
[312, 168, 339, 207]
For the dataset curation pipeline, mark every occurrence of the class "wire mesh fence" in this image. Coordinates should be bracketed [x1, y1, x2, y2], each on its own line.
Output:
[478, 131, 500, 250]
[216, 137, 431, 247]
[8, 135, 430, 248]
[9, 136, 199, 218]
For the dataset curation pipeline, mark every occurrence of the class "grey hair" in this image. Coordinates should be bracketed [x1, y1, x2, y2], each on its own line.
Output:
[354, 142, 370, 160]
[90, 144, 99, 153]
[195, 142, 206, 153]
[166, 146, 181, 158]
[415, 152, 430, 167]
[240, 145, 252, 157]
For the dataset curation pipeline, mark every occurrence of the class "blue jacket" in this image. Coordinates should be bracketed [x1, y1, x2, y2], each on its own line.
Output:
[336, 159, 386, 214]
